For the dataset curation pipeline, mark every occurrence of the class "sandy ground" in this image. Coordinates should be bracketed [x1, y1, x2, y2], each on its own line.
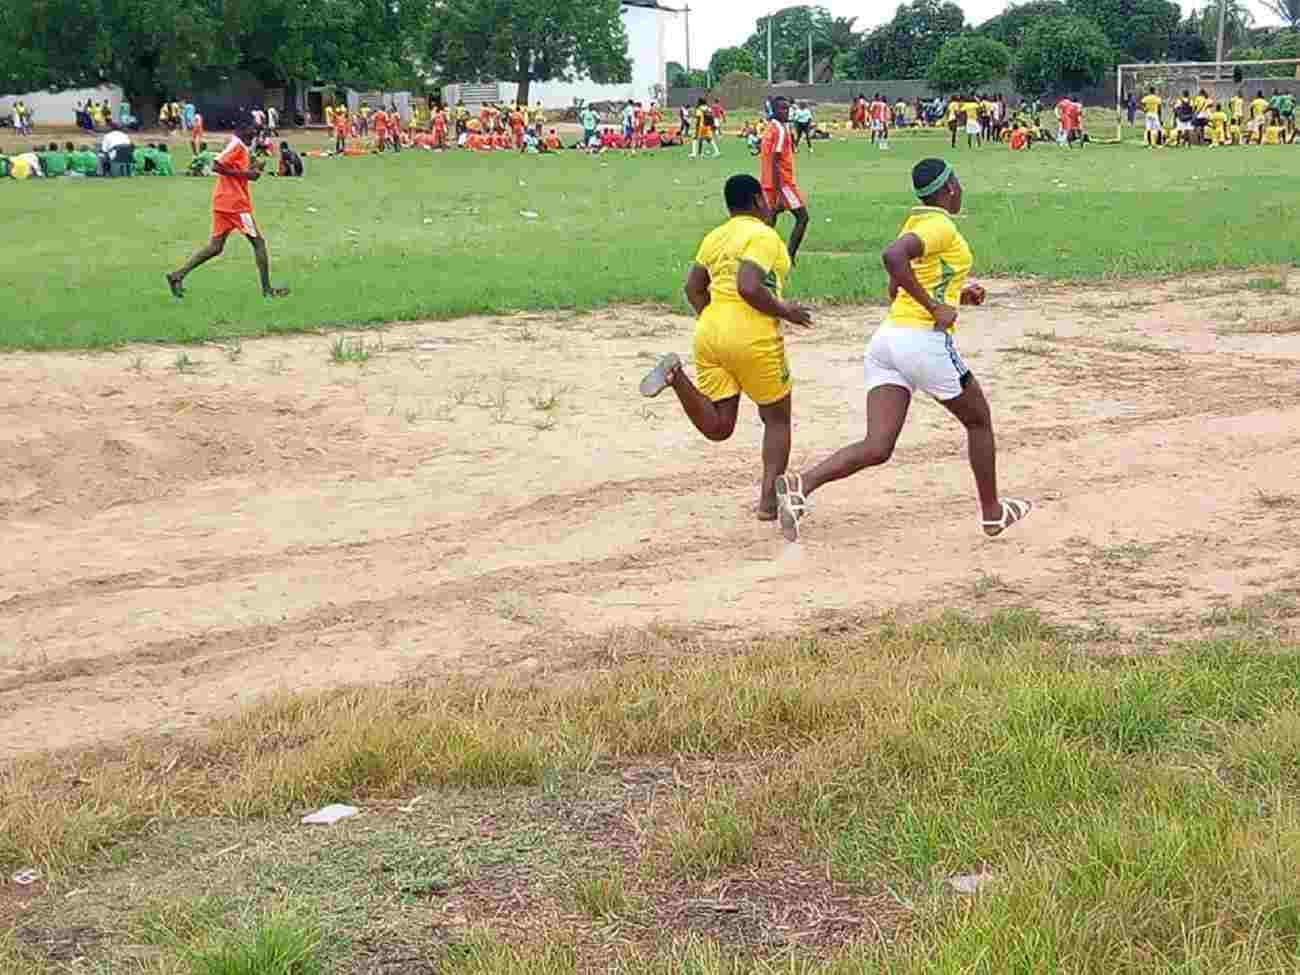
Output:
[4, 271, 1300, 758]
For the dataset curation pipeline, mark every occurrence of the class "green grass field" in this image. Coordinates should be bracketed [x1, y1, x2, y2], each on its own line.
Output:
[2, 126, 1298, 350]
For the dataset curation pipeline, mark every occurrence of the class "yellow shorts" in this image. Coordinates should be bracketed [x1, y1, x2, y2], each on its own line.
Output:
[693, 312, 791, 406]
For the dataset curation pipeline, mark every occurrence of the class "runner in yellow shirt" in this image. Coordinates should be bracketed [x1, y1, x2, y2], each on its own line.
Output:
[774, 157, 1031, 543]
[640, 174, 813, 523]
[1249, 90, 1270, 142]
[1208, 104, 1228, 146]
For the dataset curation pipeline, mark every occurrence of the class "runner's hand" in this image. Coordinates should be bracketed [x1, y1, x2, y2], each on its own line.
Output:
[960, 283, 986, 306]
[931, 303, 958, 330]
[783, 303, 813, 328]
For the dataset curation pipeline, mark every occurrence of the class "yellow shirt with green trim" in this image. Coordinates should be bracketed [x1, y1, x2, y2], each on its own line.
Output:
[694, 214, 791, 334]
[1230, 96, 1244, 119]
[1140, 94, 1161, 115]
[887, 206, 972, 331]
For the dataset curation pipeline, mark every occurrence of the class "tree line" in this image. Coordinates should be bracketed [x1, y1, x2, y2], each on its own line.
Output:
[670, 0, 1300, 96]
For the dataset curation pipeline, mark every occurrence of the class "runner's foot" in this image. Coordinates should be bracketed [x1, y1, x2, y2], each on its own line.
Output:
[775, 473, 809, 542]
[166, 272, 184, 298]
[982, 498, 1032, 537]
[639, 353, 681, 398]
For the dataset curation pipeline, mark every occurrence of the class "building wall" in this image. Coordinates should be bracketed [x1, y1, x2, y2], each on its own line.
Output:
[0, 86, 123, 125]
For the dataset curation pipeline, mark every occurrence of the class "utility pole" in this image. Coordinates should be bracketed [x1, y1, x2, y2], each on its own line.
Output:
[684, 4, 691, 74]
[767, 18, 773, 83]
[808, 32, 814, 84]
[1214, 0, 1227, 80]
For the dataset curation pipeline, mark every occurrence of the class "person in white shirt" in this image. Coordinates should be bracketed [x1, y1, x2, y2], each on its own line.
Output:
[101, 127, 132, 154]
[267, 106, 279, 134]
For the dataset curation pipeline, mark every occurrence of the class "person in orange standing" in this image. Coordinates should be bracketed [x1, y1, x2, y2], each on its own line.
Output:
[510, 105, 526, 148]
[759, 96, 810, 264]
[190, 109, 205, 155]
[332, 106, 349, 153]
[166, 121, 288, 299]
[372, 106, 389, 151]
[432, 106, 449, 149]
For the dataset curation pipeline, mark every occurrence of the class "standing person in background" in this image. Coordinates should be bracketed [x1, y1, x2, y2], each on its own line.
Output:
[791, 101, 815, 153]
[581, 104, 599, 147]
[267, 105, 279, 136]
[1230, 90, 1245, 132]
[946, 95, 961, 148]
[359, 104, 370, 136]
[712, 97, 727, 132]
[679, 104, 691, 142]
[759, 96, 810, 264]
[692, 97, 721, 158]
[373, 105, 389, 151]
[870, 93, 891, 150]
[1126, 90, 1137, 126]
[190, 109, 205, 155]
[333, 105, 349, 153]
[184, 100, 196, 132]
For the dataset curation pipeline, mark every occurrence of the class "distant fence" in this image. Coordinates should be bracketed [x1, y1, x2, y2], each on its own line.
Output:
[668, 77, 1120, 110]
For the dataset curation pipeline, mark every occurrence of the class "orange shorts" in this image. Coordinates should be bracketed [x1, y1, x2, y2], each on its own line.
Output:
[212, 210, 259, 239]
[764, 185, 806, 212]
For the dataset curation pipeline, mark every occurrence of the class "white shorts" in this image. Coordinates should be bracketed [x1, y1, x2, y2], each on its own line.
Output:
[871, 119, 883, 131]
[1145, 113, 1161, 131]
[1177, 121, 1193, 132]
[864, 323, 970, 402]
[965, 120, 982, 135]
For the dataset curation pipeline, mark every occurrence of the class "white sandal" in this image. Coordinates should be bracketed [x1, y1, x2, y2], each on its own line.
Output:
[639, 352, 682, 398]
[983, 498, 1032, 538]
[775, 473, 810, 542]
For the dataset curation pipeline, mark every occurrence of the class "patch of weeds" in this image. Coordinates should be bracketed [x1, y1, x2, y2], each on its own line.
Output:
[487, 384, 510, 424]
[185, 916, 323, 975]
[528, 386, 567, 412]
[514, 325, 539, 342]
[437, 935, 577, 974]
[267, 355, 287, 376]
[1218, 315, 1300, 336]
[225, 339, 243, 363]
[450, 386, 472, 406]
[129, 354, 146, 373]
[404, 408, 420, 424]
[971, 571, 1014, 599]
[530, 417, 557, 432]
[174, 352, 198, 374]
[1024, 329, 1059, 341]
[668, 793, 757, 879]
[1245, 277, 1286, 292]
[132, 894, 232, 946]
[329, 336, 371, 365]
[573, 865, 637, 920]
[637, 406, 656, 422]
[494, 594, 540, 625]
[1095, 540, 1158, 571]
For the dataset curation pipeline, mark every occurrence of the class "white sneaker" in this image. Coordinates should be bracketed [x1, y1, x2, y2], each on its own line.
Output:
[640, 353, 682, 397]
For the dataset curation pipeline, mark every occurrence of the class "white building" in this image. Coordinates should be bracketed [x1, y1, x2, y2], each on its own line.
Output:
[444, 0, 675, 109]
[0, 85, 123, 126]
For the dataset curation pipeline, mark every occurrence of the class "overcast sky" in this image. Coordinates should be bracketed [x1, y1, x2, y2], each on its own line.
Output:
[663, 0, 1285, 68]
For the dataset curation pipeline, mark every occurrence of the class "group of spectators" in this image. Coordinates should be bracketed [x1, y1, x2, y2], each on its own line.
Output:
[0, 135, 173, 179]
[1135, 87, 1298, 147]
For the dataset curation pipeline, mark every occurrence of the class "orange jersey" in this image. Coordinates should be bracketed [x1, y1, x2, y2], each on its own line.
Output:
[333, 114, 348, 134]
[510, 111, 524, 129]
[759, 121, 794, 190]
[212, 137, 253, 213]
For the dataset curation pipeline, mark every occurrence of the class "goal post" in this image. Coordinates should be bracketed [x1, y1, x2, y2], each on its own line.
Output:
[1114, 58, 1300, 140]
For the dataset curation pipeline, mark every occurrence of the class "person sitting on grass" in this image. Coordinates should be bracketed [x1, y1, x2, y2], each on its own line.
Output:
[277, 141, 304, 176]
[642, 126, 661, 150]
[188, 141, 216, 175]
[544, 128, 563, 151]
[67, 143, 99, 176]
[38, 142, 68, 177]
[12, 147, 45, 179]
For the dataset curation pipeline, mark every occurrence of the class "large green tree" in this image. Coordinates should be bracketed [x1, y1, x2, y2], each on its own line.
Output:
[429, 0, 631, 105]
[1193, 0, 1255, 55]
[976, 2, 1069, 49]
[927, 36, 1012, 92]
[709, 46, 757, 81]
[860, 0, 966, 79]
[1070, 0, 1182, 62]
[742, 5, 834, 81]
[1012, 14, 1113, 95]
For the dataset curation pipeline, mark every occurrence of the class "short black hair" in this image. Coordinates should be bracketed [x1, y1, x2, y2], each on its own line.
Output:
[912, 158, 950, 196]
[772, 95, 790, 107]
[724, 173, 763, 212]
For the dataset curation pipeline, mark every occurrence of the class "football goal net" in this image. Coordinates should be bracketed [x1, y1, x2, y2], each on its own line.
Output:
[1115, 58, 1300, 138]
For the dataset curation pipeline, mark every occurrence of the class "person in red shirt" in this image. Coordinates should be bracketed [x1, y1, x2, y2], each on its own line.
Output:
[759, 96, 809, 263]
[332, 107, 349, 153]
[869, 93, 891, 150]
[1057, 95, 1083, 146]
[432, 107, 448, 149]
[544, 128, 563, 151]
[190, 111, 205, 155]
[373, 108, 389, 151]
[711, 98, 726, 129]
[643, 127, 661, 149]
[166, 122, 288, 299]
[510, 106, 526, 148]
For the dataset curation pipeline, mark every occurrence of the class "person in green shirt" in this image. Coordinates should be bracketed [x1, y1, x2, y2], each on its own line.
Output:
[188, 142, 216, 176]
[68, 146, 98, 175]
[152, 143, 175, 175]
[38, 141, 68, 176]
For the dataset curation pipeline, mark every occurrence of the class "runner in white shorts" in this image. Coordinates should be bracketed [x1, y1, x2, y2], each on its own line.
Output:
[774, 158, 1031, 542]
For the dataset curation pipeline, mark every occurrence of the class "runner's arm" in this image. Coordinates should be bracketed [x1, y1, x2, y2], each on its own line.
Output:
[882, 233, 956, 329]
[685, 264, 712, 315]
[737, 261, 811, 327]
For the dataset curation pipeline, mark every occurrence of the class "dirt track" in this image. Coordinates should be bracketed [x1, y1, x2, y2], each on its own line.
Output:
[4, 271, 1300, 758]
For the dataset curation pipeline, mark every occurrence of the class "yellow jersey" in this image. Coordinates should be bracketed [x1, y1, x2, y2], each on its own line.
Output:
[1251, 97, 1269, 119]
[888, 206, 973, 331]
[694, 215, 791, 333]
[945, 102, 960, 122]
[1140, 94, 1161, 114]
[1263, 125, 1283, 144]
[960, 101, 978, 120]
[1230, 96, 1244, 119]
[1192, 95, 1207, 112]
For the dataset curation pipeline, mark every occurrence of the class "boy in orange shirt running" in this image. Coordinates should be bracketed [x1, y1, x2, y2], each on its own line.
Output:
[759, 96, 810, 263]
[166, 122, 288, 299]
